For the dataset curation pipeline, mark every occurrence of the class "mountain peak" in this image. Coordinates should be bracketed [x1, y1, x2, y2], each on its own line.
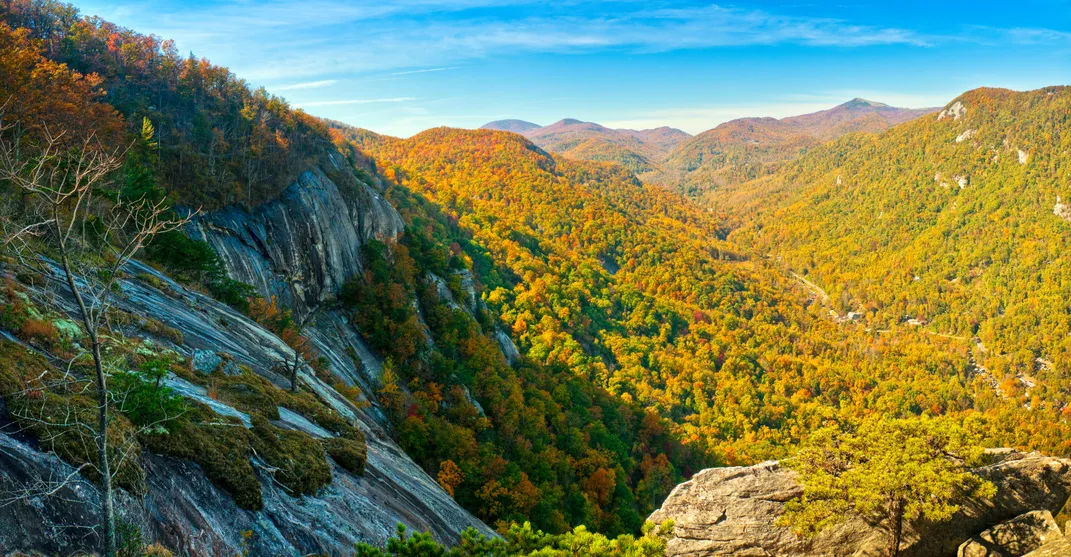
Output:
[840, 98, 890, 110]
[480, 119, 542, 133]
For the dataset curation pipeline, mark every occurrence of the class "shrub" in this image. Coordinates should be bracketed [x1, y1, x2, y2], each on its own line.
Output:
[18, 318, 58, 346]
[0, 341, 147, 494]
[143, 543, 175, 557]
[140, 317, 184, 345]
[250, 415, 332, 497]
[323, 436, 367, 476]
[112, 358, 186, 428]
[144, 231, 256, 312]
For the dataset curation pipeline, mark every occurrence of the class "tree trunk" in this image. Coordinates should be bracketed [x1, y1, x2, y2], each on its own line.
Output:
[93, 337, 117, 557]
[60, 251, 116, 557]
[890, 498, 904, 557]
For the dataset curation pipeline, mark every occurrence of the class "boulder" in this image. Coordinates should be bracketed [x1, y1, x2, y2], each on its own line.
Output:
[1024, 536, 1071, 556]
[191, 350, 241, 376]
[191, 348, 223, 374]
[958, 510, 1062, 557]
[649, 450, 1071, 557]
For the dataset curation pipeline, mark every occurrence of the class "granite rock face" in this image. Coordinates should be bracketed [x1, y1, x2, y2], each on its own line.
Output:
[1024, 536, 1071, 556]
[0, 159, 492, 555]
[189, 164, 404, 320]
[0, 260, 493, 556]
[649, 450, 1071, 557]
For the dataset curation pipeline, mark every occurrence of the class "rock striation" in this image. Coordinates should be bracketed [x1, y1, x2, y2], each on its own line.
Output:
[1024, 536, 1071, 556]
[189, 163, 404, 320]
[649, 450, 1071, 557]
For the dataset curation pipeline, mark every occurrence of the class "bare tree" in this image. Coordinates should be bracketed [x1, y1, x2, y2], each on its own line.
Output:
[0, 119, 194, 557]
[282, 306, 321, 393]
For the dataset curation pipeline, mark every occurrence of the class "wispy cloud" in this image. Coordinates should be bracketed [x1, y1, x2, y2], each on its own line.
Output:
[74, 0, 1071, 137]
[80, 0, 946, 81]
[274, 79, 338, 91]
[80, 0, 1071, 79]
[388, 67, 461, 76]
[296, 97, 418, 107]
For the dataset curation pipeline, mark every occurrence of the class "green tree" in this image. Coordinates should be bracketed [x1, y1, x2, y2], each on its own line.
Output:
[780, 416, 997, 557]
[353, 521, 671, 557]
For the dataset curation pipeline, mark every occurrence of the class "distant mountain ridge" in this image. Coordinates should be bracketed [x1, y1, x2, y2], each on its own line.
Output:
[481, 119, 541, 133]
[481, 99, 938, 193]
[780, 97, 937, 139]
[480, 118, 692, 174]
[656, 98, 940, 195]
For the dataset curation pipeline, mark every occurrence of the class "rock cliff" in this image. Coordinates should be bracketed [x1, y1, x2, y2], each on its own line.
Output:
[0, 161, 493, 556]
[189, 160, 404, 320]
[649, 450, 1071, 557]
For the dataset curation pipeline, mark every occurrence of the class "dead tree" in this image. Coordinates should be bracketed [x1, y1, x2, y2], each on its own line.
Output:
[282, 305, 321, 393]
[0, 119, 193, 557]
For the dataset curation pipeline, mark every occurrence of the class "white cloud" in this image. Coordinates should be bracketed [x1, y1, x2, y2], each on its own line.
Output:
[296, 97, 418, 107]
[274, 79, 338, 91]
[77, 0, 944, 81]
[387, 67, 461, 76]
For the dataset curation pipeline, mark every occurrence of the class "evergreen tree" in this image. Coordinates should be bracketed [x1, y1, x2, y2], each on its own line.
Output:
[780, 416, 997, 557]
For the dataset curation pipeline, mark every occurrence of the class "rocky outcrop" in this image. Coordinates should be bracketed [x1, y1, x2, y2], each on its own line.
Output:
[939, 101, 967, 121]
[1053, 197, 1071, 222]
[0, 259, 492, 556]
[649, 450, 1071, 557]
[189, 164, 403, 319]
[958, 510, 1062, 557]
[1024, 536, 1071, 556]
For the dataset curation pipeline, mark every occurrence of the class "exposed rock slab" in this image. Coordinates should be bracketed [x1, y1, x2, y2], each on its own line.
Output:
[1, 256, 492, 555]
[189, 166, 403, 319]
[649, 451, 1071, 557]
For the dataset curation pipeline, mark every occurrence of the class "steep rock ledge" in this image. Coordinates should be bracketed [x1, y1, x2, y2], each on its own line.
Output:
[0, 260, 493, 556]
[189, 164, 404, 319]
[649, 450, 1071, 557]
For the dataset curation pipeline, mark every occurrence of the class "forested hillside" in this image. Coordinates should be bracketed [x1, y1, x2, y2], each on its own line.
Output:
[480, 118, 691, 175]
[0, 0, 704, 539]
[1, 1, 345, 209]
[721, 86, 1071, 425]
[353, 124, 1071, 471]
[657, 99, 937, 197]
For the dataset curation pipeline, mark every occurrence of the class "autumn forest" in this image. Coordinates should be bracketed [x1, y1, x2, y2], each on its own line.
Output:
[0, 0, 1069, 556]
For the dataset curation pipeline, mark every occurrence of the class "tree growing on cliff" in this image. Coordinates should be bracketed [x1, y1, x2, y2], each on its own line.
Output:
[0, 120, 192, 557]
[779, 416, 996, 557]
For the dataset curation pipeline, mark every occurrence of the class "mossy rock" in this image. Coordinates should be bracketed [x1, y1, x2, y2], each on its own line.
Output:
[141, 402, 263, 510]
[51, 318, 84, 341]
[211, 371, 357, 439]
[322, 436, 367, 476]
[0, 341, 146, 494]
[250, 415, 332, 497]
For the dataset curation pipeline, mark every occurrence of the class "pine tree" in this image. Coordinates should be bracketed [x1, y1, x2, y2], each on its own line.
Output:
[780, 416, 997, 557]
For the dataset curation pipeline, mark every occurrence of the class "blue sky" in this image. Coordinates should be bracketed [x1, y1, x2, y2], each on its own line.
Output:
[76, 0, 1071, 136]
